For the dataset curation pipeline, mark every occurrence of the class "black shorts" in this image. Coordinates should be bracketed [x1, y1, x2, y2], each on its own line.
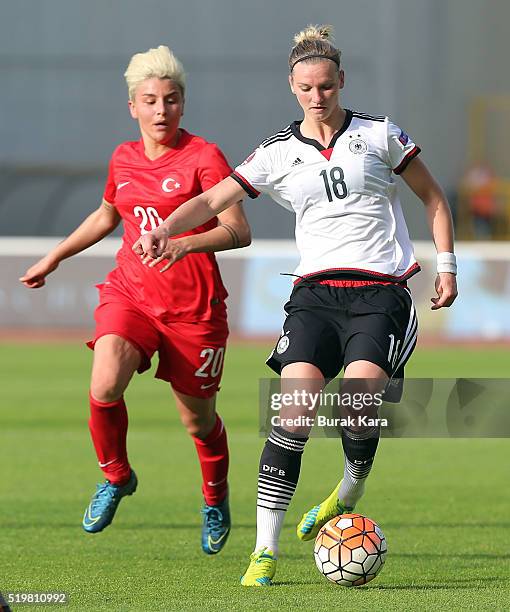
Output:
[266, 282, 418, 401]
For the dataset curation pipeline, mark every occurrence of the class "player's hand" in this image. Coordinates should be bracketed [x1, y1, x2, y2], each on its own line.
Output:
[145, 238, 189, 273]
[19, 256, 59, 288]
[132, 226, 169, 263]
[431, 273, 458, 310]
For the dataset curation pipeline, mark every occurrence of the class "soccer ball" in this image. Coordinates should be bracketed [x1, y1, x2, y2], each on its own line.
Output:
[314, 513, 387, 586]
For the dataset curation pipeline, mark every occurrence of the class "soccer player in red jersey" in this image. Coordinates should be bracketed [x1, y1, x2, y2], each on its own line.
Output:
[20, 45, 250, 553]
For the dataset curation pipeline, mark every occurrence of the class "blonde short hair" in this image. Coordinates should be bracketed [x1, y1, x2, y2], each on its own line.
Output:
[124, 45, 186, 100]
[289, 25, 341, 73]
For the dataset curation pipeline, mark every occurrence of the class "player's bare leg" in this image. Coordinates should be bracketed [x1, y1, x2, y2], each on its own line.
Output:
[173, 390, 218, 439]
[242, 363, 324, 585]
[297, 361, 387, 541]
[83, 335, 140, 533]
[173, 390, 230, 554]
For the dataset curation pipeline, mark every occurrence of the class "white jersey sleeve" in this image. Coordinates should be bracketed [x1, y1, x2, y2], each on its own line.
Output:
[231, 125, 295, 203]
[231, 147, 272, 198]
[386, 120, 421, 175]
[232, 132, 296, 212]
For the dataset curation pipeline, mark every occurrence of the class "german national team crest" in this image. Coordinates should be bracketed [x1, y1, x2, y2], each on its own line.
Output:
[276, 333, 290, 354]
[349, 138, 368, 154]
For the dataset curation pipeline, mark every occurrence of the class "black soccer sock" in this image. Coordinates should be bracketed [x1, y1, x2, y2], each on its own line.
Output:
[338, 425, 380, 508]
[255, 427, 308, 554]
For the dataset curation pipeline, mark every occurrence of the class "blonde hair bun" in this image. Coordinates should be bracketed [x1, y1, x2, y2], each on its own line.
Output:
[293, 24, 334, 45]
[289, 24, 340, 72]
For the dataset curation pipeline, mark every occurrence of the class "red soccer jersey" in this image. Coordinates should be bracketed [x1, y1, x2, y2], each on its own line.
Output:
[102, 130, 230, 323]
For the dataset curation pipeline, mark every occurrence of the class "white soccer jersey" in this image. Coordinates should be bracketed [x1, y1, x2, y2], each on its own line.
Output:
[232, 110, 421, 281]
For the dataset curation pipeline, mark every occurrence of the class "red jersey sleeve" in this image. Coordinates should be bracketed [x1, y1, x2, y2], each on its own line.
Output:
[103, 156, 117, 205]
[197, 144, 232, 192]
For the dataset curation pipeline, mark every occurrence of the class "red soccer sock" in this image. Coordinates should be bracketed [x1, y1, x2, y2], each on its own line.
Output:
[88, 392, 131, 485]
[192, 414, 229, 506]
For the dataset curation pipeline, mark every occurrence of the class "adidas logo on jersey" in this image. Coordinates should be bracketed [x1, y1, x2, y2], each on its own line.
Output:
[291, 157, 304, 167]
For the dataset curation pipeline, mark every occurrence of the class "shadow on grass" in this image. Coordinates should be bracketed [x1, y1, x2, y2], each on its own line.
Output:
[393, 552, 510, 560]
[118, 522, 257, 530]
[383, 522, 510, 529]
[368, 577, 508, 591]
[275, 577, 508, 590]
[273, 580, 321, 586]
[0, 522, 256, 530]
[9, 519, 508, 530]
[280, 551, 510, 562]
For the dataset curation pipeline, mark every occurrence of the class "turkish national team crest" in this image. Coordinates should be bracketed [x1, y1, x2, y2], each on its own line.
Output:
[161, 176, 182, 192]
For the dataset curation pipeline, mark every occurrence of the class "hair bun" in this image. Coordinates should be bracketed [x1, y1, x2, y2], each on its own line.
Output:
[293, 24, 334, 45]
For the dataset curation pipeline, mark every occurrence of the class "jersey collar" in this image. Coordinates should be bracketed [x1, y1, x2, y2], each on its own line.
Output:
[290, 109, 353, 152]
[137, 129, 192, 164]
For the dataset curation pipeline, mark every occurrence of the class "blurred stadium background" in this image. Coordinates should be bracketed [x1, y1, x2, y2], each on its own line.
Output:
[1, 0, 510, 342]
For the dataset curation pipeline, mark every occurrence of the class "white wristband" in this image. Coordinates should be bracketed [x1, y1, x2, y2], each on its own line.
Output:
[437, 252, 457, 275]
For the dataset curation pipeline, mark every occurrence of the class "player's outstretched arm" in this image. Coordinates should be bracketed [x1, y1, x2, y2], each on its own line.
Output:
[143, 201, 251, 273]
[20, 199, 121, 288]
[401, 157, 458, 310]
[133, 176, 245, 260]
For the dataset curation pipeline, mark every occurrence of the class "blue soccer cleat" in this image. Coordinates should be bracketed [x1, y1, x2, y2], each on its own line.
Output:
[201, 496, 231, 554]
[82, 470, 138, 533]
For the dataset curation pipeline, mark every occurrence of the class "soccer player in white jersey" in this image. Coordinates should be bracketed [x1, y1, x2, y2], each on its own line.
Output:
[134, 25, 458, 586]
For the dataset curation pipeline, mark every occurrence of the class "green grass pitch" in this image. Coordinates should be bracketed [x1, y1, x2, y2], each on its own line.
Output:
[1, 342, 509, 610]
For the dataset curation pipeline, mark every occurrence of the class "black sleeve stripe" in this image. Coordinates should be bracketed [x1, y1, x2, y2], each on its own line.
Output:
[393, 146, 421, 175]
[230, 171, 260, 198]
[262, 132, 293, 148]
[352, 111, 386, 122]
[261, 126, 292, 146]
[262, 128, 291, 144]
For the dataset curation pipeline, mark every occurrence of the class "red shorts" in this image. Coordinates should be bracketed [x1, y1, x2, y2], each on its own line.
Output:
[87, 286, 229, 399]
